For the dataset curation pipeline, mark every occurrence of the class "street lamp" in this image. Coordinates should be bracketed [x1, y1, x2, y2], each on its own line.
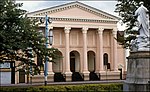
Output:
[40, 15, 53, 86]
[49, 29, 53, 46]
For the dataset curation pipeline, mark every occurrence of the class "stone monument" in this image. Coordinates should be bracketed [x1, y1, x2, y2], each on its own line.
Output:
[124, 2, 150, 91]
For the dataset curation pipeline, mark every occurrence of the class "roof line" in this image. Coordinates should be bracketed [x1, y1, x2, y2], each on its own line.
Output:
[76, 2, 120, 20]
[27, 1, 120, 20]
[27, 1, 76, 14]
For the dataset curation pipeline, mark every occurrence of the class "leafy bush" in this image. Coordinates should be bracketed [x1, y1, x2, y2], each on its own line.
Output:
[0, 83, 123, 92]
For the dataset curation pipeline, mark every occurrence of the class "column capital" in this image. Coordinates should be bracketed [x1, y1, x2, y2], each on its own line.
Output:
[97, 27, 104, 34]
[82, 27, 88, 34]
[64, 27, 71, 33]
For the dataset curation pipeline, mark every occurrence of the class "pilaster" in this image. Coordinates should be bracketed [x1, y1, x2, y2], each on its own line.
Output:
[112, 28, 118, 71]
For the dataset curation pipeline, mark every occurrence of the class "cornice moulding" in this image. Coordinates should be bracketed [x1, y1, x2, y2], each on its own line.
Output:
[29, 17, 118, 24]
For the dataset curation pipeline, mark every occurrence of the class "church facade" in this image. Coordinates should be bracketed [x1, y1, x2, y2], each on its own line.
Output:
[1, 1, 126, 84]
[26, 1, 126, 83]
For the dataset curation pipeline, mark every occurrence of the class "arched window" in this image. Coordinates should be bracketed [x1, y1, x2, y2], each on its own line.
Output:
[103, 53, 108, 65]
[103, 53, 111, 70]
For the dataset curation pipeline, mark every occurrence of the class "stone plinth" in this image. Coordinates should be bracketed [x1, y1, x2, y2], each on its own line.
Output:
[83, 72, 90, 81]
[124, 51, 150, 91]
[64, 72, 72, 82]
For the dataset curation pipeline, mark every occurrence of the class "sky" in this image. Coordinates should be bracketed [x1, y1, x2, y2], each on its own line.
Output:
[15, 0, 125, 31]
[16, 0, 118, 16]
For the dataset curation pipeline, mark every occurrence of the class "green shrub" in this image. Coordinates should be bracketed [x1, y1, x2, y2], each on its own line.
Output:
[0, 83, 123, 92]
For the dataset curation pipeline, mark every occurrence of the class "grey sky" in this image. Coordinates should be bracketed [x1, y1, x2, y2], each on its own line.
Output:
[16, 0, 118, 16]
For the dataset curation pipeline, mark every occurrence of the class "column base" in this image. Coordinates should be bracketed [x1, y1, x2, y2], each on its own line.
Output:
[64, 72, 72, 82]
[83, 71, 90, 81]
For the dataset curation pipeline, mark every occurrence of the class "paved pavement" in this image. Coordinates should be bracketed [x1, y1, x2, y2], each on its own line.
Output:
[0, 80, 124, 87]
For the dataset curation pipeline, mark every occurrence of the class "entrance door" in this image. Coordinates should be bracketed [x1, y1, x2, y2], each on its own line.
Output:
[19, 70, 25, 83]
[70, 58, 75, 72]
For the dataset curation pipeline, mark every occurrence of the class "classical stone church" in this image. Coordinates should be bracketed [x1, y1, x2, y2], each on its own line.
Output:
[0, 1, 126, 84]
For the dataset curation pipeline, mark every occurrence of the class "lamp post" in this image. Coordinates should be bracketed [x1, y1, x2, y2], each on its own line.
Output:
[40, 15, 53, 86]
[27, 47, 33, 84]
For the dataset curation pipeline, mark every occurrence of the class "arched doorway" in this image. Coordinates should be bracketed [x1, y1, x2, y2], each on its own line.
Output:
[103, 53, 110, 70]
[70, 51, 83, 81]
[88, 51, 99, 81]
[53, 51, 65, 82]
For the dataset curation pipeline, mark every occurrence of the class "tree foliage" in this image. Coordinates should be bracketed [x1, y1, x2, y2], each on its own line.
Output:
[0, 0, 62, 75]
[115, 0, 150, 48]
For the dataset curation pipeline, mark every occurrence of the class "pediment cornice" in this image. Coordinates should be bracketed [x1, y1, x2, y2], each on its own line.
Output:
[28, 1, 119, 21]
[29, 17, 118, 24]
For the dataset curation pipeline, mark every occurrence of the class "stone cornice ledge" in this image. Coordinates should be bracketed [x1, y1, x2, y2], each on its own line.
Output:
[29, 17, 118, 24]
[52, 17, 118, 23]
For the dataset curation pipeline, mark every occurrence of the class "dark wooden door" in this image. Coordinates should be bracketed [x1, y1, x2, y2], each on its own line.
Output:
[70, 58, 75, 72]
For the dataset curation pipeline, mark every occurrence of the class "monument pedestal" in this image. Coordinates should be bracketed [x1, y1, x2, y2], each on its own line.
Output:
[124, 51, 150, 91]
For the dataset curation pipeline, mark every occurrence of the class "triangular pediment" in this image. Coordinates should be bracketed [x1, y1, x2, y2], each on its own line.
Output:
[28, 1, 119, 21]
[45, 7, 109, 20]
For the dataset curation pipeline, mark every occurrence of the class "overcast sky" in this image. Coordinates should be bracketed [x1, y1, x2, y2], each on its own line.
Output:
[16, 0, 118, 16]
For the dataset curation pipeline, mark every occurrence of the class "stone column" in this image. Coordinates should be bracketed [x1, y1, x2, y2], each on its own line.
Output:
[82, 27, 89, 81]
[98, 28, 104, 72]
[112, 28, 118, 71]
[64, 27, 72, 81]
[96, 28, 105, 80]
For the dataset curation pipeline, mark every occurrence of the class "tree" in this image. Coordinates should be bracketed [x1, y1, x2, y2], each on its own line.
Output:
[0, 0, 62, 75]
[115, 0, 150, 48]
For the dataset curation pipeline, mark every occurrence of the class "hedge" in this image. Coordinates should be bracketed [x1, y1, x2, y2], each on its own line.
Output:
[0, 83, 123, 92]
